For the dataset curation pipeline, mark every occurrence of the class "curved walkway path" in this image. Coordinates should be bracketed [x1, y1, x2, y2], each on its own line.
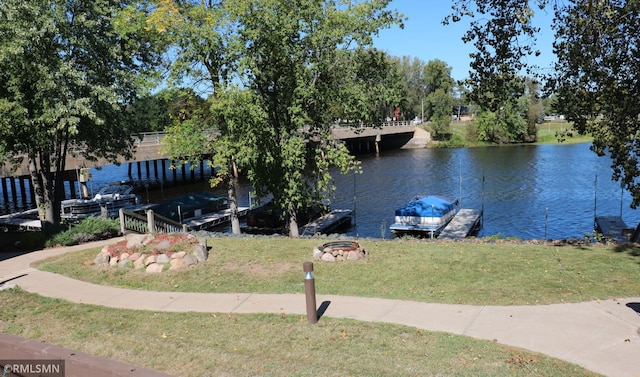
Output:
[1, 239, 639, 377]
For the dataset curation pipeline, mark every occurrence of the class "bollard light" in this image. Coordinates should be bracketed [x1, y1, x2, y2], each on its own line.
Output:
[303, 262, 317, 324]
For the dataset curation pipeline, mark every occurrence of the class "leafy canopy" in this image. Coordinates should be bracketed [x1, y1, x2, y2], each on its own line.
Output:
[448, 0, 640, 206]
[145, 0, 404, 236]
[0, 0, 161, 225]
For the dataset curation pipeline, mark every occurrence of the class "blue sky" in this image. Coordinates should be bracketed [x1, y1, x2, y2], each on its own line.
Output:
[372, 0, 557, 81]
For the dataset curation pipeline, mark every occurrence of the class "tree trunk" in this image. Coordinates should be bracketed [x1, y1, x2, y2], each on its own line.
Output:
[227, 174, 241, 234]
[28, 158, 45, 223]
[288, 209, 299, 237]
[28, 152, 63, 229]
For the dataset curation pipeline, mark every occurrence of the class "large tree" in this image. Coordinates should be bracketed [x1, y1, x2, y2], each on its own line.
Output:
[448, 0, 640, 206]
[423, 59, 455, 136]
[392, 56, 455, 135]
[145, 0, 404, 237]
[233, 0, 404, 236]
[137, 0, 247, 233]
[0, 0, 159, 227]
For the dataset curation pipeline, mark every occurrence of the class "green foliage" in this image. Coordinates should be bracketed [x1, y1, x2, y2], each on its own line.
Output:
[551, 0, 640, 208]
[427, 88, 454, 136]
[149, 0, 404, 236]
[391, 57, 456, 124]
[446, 0, 537, 112]
[471, 77, 539, 144]
[447, 0, 640, 207]
[435, 133, 468, 148]
[46, 217, 120, 247]
[0, 0, 161, 226]
[129, 92, 173, 132]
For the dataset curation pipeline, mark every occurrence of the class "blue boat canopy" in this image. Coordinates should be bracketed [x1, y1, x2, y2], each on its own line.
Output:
[395, 196, 457, 217]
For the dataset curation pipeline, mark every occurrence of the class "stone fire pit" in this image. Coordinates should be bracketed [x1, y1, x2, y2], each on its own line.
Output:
[313, 241, 367, 262]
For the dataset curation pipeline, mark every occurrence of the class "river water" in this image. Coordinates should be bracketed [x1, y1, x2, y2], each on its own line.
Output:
[329, 142, 640, 240]
[3, 142, 639, 240]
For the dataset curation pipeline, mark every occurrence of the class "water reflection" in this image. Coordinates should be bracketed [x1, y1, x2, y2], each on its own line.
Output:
[331, 143, 639, 240]
[3, 142, 637, 240]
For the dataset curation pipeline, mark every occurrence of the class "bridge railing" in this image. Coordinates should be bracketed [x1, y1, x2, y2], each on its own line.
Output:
[331, 120, 415, 128]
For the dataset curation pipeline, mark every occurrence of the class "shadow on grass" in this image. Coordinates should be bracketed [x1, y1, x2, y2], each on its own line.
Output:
[611, 243, 640, 258]
[317, 301, 331, 321]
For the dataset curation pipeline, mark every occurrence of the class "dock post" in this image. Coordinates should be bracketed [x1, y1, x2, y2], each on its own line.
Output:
[119, 209, 126, 234]
[146, 209, 155, 234]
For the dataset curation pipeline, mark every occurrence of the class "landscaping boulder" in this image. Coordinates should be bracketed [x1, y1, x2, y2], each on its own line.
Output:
[94, 253, 110, 267]
[169, 259, 186, 271]
[183, 255, 198, 267]
[193, 245, 208, 262]
[146, 263, 164, 274]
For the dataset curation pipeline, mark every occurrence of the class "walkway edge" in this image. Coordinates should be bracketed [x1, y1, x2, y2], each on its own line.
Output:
[1, 239, 640, 377]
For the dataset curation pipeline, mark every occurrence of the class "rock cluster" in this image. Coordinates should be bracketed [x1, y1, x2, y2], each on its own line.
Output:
[94, 233, 208, 273]
[313, 241, 367, 262]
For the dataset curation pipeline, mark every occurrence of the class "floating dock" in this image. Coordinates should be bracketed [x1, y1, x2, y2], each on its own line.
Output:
[184, 207, 250, 231]
[0, 209, 41, 230]
[594, 216, 633, 243]
[439, 209, 483, 239]
[300, 209, 353, 236]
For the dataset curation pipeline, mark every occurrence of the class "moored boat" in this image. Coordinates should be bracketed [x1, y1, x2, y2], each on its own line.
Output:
[61, 182, 141, 221]
[149, 192, 228, 222]
[390, 195, 459, 238]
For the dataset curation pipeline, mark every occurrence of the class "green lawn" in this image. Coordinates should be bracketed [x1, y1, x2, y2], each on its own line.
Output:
[5, 231, 636, 376]
[1, 288, 602, 377]
[37, 237, 640, 306]
[447, 119, 592, 146]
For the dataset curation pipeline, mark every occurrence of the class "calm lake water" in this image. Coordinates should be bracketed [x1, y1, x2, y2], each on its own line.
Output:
[3, 142, 639, 240]
[329, 143, 640, 240]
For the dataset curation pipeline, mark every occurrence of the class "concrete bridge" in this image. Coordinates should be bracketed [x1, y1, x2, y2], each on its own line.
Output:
[0, 122, 428, 212]
[1, 122, 426, 177]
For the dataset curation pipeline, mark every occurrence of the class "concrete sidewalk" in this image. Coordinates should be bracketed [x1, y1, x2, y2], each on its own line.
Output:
[1, 239, 639, 377]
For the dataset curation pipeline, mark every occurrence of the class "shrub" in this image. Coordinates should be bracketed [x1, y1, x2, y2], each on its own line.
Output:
[46, 217, 120, 247]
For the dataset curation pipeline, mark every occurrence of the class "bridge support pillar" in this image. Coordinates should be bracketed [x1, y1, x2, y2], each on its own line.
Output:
[145, 160, 151, 180]
[171, 160, 177, 182]
[9, 177, 17, 205]
[19, 178, 27, 207]
[2, 178, 9, 204]
[161, 159, 167, 182]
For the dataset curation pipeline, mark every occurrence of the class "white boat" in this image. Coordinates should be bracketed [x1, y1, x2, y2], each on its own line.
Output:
[390, 195, 459, 238]
[61, 183, 141, 220]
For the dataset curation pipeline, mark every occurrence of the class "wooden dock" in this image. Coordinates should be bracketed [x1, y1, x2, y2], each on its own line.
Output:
[594, 216, 633, 243]
[0, 209, 41, 230]
[439, 209, 483, 239]
[300, 209, 353, 236]
[184, 206, 249, 231]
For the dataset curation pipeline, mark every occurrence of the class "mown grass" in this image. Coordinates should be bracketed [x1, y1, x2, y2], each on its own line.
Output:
[37, 237, 640, 306]
[535, 120, 592, 144]
[447, 120, 592, 146]
[0, 288, 602, 377]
